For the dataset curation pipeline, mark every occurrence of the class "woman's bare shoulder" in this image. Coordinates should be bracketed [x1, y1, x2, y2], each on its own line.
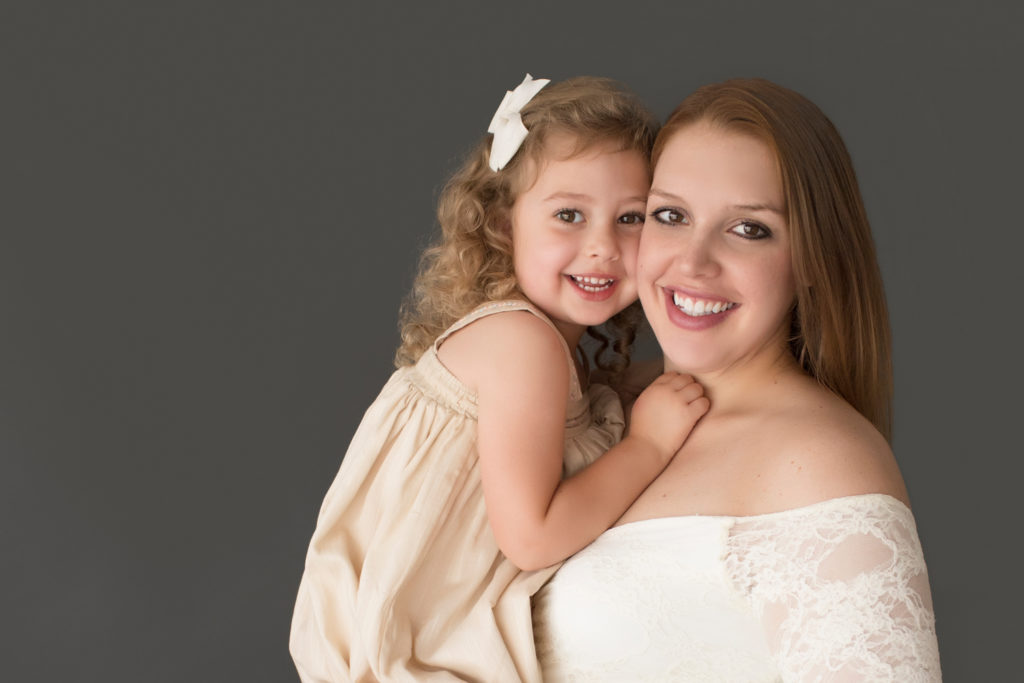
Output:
[750, 378, 909, 510]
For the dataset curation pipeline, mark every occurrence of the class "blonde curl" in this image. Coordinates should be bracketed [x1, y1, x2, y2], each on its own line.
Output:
[396, 77, 657, 376]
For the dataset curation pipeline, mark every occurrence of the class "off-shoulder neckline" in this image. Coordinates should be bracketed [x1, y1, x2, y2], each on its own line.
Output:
[610, 493, 912, 535]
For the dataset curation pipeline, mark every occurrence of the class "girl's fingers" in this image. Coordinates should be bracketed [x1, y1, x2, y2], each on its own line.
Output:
[666, 373, 695, 389]
[678, 382, 705, 402]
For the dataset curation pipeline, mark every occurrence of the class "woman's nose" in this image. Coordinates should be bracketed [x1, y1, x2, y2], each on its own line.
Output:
[674, 233, 720, 278]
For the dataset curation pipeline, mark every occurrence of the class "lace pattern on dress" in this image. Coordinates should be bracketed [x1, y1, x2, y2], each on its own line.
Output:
[724, 494, 941, 682]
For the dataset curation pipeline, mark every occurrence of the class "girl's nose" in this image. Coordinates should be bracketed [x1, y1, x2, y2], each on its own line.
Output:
[585, 225, 620, 262]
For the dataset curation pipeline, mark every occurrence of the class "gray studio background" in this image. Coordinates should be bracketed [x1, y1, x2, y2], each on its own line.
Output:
[3, 2, 1019, 681]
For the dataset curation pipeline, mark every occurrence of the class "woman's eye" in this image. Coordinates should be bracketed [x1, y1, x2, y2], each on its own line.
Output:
[650, 208, 686, 225]
[555, 209, 584, 223]
[618, 211, 645, 226]
[729, 221, 771, 240]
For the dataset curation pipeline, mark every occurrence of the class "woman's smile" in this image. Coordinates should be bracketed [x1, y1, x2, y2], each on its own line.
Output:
[638, 121, 794, 375]
[660, 286, 739, 330]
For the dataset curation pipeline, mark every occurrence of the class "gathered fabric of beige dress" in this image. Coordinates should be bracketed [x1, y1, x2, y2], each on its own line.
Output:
[290, 300, 625, 682]
[534, 493, 942, 681]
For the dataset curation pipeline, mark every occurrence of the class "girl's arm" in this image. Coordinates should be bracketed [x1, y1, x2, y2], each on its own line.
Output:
[442, 311, 707, 571]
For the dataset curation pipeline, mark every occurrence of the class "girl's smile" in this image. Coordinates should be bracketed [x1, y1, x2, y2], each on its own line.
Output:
[511, 135, 650, 345]
[565, 273, 619, 299]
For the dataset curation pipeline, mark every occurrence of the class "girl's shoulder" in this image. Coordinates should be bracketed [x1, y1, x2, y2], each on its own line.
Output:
[436, 302, 572, 399]
[747, 375, 910, 511]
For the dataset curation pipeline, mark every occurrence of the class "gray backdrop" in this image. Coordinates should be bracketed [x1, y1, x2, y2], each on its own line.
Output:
[4, 2, 1019, 681]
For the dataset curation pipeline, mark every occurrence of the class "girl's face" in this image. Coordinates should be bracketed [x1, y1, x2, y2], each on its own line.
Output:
[639, 122, 796, 376]
[510, 136, 650, 344]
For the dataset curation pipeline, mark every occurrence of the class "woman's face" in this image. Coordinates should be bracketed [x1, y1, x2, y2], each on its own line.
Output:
[638, 121, 796, 376]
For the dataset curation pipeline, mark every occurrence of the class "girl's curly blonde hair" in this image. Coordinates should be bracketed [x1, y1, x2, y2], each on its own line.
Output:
[395, 77, 657, 372]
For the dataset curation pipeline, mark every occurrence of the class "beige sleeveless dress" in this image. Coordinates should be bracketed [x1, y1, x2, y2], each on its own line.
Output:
[289, 300, 626, 682]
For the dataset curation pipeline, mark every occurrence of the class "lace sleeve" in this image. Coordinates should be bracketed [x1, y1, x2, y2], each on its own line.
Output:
[725, 495, 941, 682]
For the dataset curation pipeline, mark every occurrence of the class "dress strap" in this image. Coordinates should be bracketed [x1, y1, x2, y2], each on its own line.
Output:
[433, 300, 584, 401]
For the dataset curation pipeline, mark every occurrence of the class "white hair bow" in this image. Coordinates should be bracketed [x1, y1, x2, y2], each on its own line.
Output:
[487, 74, 551, 171]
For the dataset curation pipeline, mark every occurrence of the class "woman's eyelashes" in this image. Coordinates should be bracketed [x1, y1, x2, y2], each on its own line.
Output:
[729, 221, 772, 240]
[649, 207, 687, 225]
[649, 208, 773, 241]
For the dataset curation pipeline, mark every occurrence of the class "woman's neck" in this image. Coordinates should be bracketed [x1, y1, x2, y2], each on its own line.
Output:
[665, 344, 804, 415]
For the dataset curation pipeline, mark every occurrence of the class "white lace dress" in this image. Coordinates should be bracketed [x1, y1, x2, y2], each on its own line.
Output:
[533, 494, 941, 682]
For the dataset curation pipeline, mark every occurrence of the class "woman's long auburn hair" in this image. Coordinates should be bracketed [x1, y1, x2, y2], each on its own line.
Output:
[395, 77, 657, 374]
[653, 78, 893, 440]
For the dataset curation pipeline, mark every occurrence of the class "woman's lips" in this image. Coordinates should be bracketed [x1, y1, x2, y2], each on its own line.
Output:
[670, 290, 736, 316]
[662, 287, 738, 330]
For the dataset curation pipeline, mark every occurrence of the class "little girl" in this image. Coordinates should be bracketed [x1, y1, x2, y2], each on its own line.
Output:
[289, 75, 708, 682]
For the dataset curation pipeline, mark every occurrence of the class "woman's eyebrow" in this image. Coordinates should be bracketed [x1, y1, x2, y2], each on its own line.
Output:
[732, 202, 785, 215]
[648, 189, 784, 215]
[647, 188, 684, 203]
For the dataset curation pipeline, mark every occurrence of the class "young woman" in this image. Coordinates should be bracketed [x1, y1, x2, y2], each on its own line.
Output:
[534, 78, 941, 682]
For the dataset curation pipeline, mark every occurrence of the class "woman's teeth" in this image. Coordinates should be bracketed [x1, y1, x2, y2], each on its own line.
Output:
[570, 275, 614, 292]
[672, 292, 736, 316]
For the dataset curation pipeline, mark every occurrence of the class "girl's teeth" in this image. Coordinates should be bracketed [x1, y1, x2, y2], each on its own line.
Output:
[571, 275, 614, 292]
[671, 292, 735, 317]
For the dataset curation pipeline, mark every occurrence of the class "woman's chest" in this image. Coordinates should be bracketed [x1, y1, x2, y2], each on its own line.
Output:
[534, 517, 780, 682]
[617, 424, 771, 523]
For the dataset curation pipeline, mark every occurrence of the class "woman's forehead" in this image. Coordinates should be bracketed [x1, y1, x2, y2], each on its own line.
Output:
[652, 124, 783, 207]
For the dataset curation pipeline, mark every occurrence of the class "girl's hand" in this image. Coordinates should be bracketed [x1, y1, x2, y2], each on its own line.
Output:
[627, 372, 709, 461]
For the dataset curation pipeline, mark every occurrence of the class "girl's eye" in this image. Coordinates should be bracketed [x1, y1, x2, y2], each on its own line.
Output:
[729, 221, 771, 240]
[555, 209, 584, 223]
[650, 208, 686, 225]
[618, 211, 645, 226]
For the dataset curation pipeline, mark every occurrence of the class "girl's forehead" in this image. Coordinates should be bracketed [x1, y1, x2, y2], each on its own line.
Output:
[521, 137, 647, 184]
[541, 130, 645, 162]
[514, 147, 650, 207]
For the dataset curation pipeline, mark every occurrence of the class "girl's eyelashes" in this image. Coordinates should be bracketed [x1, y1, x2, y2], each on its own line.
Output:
[554, 208, 645, 225]
[555, 208, 584, 224]
[649, 207, 687, 225]
[618, 211, 645, 226]
[729, 221, 772, 240]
